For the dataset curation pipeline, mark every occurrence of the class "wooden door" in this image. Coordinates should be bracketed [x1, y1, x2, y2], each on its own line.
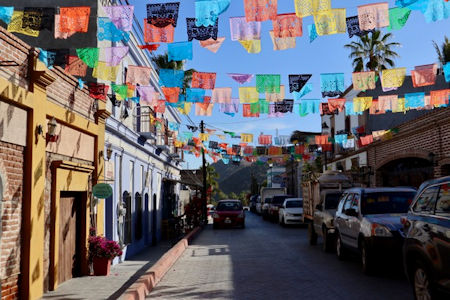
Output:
[58, 193, 80, 284]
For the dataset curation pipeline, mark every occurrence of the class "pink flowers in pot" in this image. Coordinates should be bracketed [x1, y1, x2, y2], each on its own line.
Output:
[88, 235, 123, 259]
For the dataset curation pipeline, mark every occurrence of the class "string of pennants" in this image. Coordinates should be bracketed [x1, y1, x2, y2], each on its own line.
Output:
[177, 124, 402, 166]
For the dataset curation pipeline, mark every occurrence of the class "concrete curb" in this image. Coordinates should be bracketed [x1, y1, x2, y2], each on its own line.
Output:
[119, 227, 202, 300]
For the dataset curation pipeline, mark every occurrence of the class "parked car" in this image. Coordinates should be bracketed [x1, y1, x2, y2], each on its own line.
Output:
[249, 195, 258, 212]
[268, 195, 295, 221]
[279, 198, 303, 226]
[334, 187, 416, 274]
[309, 190, 343, 252]
[261, 197, 272, 220]
[403, 176, 450, 299]
[207, 204, 215, 217]
[213, 200, 245, 229]
[243, 206, 250, 211]
[259, 187, 287, 216]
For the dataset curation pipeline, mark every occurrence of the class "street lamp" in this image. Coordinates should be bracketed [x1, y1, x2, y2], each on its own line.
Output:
[269, 163, 273, 187]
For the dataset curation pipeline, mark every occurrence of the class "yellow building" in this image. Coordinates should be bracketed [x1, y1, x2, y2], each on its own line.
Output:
[0, 26, 108, 299]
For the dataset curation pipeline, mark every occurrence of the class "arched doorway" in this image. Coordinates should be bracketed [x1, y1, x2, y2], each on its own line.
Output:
[144, 193, 149, 245]
[377, 157, 433, 188]
[152, 194, 157, 246]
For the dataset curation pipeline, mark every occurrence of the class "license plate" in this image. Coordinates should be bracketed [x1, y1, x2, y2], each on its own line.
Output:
[225, 219, 231, 224]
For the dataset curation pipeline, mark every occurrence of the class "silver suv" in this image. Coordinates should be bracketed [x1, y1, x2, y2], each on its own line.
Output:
[334, 187, 416, 274]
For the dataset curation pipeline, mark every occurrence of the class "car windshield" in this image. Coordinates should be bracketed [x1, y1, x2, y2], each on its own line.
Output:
[325, 193, 342, 209]
[272, 195, 293, 205]
[286, 200, 302, 208]
[217, 202, 242, 211]
[361, 192, 416, 215]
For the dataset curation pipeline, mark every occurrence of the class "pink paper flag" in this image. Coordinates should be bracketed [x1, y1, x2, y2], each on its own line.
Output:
[136, 86, 158, 105]
[411, 64, 438, 88]
[126, 65, 151, 85]
[212, 87, 232, 103]
[199, 37, 226, 53]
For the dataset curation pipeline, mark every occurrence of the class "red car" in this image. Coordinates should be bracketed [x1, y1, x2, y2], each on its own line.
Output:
[213, 200, 245, 229]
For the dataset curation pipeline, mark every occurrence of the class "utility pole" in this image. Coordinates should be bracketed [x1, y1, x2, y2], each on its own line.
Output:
[200, 120, 207, 225]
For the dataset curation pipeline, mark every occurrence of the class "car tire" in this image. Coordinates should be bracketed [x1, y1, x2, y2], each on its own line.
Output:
[411, 260, 435, 300]
[322, 227, 333, 253]
[213, 223, 218, 229]
[361, 241, 374, 275]
[336, 232, 347, 260]
[308, 223, 317, 245]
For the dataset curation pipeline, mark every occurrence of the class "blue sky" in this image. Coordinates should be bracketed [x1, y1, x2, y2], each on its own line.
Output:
[130, 0, 450, 169]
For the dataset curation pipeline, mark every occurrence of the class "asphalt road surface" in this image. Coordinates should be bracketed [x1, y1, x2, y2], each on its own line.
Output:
[148, 212, 412, 300]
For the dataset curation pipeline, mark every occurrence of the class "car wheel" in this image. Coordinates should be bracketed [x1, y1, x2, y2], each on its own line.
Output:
[322, 227, 333, 253]
[412, 261, 434, 300]
[336, 232, 347, 260]
[361, 241, 374, 275]
[308, 223, 317, 245]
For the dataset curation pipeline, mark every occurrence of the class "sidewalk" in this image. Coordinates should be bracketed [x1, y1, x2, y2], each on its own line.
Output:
[42, 242, 172, 300]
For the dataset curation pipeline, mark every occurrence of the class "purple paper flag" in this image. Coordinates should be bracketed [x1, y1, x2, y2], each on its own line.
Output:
[104, 46, 129, 66]
[227, 73, 254, 84]
[103, 5, 134, 32]
[220, 98, 240, 114]
[136, 86, 156, 105]
[268, 104, 283, 118]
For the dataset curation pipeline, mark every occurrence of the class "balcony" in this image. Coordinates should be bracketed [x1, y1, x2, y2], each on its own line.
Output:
[133, 106, 157, 141]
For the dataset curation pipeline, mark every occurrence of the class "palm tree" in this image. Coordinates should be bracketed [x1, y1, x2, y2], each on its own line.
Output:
[432, 36, 450, 68]
[151, 52, 195, 93]
[206, 164, 220, 202]
[344, 30, 400, 74]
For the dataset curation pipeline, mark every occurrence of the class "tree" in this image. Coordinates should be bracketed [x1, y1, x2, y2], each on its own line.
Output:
[215, 190, 227, 202]
[432, 36, 450, 68]
[290, 130, 319, 144]
[151, 52, 195, 94]
[206, 164, 220, 203]
[239, 191, 250, 206]
[344, 30, 400, 74]
[229, 192, 238, 200]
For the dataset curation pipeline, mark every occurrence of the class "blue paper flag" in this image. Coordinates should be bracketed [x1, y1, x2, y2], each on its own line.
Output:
[293, 83, 313, 100]
[320, 73, 345, 97]
[78, 78, 85, 90]
[334, 134, 348, 145]
[423, 0, 450, 23]
[38, 48, 54, 69]
[195, 0, 231, 26]
[168, 121, 180, 131]
[159, 69, 185, 88]
[299, 100, 320, 117]
[129, 97, 140, 103]
[345, 101, 363, 115]
[168, 41, 193, 61]
[308, 24, 318, 43]
[186, 88, 206, 102]
[444, 62, 450, 82]
[98, 17, 130, 42]
[0, 6, 14, 24]
[405, 92, 425, 108]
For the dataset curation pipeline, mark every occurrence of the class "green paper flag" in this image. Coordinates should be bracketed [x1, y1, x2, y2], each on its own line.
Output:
[387, 7, 411, 30]
[259, 99, 269, 114]
[76, 48, 99, 68]
[112, 84, 128, 100]
[250, 102, 260, 114]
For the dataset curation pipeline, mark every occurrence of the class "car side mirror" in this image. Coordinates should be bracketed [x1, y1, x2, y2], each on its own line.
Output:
[316, 204, 323, 210]
[345, 208, 358, 217]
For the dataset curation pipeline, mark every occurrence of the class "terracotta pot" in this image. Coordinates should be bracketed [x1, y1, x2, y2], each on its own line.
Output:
[92, 257, 111, 276]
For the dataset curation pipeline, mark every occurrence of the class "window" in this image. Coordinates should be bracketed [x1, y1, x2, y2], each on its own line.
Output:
[436, 183, 450, 215]
[413, 186, 439, 214]
[325, 193, 342, 210]
[123, 191, 132, 244]
[135, 193, 143, 240]
[286, 200, 302, 208]
[336, 193, 348, 213]
[351, 194, 360, 213]
[217, 202, 242, 211]
[362, 191, 416, 215]
[343, 194, 354, 212]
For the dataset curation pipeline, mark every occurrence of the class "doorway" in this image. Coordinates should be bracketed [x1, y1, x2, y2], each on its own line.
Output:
[58, 192, 82, 285]
[144, 194, 149, 245]
[152, 194, 157, 246]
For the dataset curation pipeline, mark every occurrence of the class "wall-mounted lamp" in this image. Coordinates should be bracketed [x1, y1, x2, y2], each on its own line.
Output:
[46, 117, 59, 142]
[106, 144, 113, 161]
[36, 124, 44, 137]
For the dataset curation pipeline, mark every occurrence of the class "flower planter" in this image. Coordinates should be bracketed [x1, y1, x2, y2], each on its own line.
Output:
[92, 257, 111, 276]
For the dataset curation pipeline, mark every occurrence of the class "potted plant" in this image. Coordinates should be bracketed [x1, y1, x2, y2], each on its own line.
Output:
[88, 235, 122, 276]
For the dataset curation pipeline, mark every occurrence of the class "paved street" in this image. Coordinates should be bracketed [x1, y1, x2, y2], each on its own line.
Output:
[149, 213, 412, 300]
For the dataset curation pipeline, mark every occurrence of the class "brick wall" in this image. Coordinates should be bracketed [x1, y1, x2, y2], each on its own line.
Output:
[366, 107, 450, 186]
[0, 141, 24, 300]
[0, 26, 96, 122]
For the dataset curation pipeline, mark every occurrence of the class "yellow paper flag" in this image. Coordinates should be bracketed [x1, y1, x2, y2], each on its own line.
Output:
[382, 68, 407, 89]
[8, 11, 40, 37]
[241, 133, 254, 143]
[239, 87, 259, 103]
[238, 40, 261, 54]
[353, 97, 373, 112]
[92, 62, 119, 82]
